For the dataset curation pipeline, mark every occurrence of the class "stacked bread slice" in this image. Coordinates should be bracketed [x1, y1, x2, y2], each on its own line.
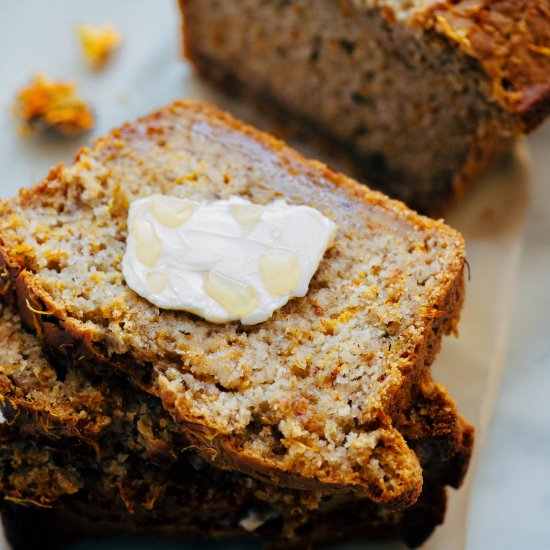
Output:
[0, 100, 473, 547]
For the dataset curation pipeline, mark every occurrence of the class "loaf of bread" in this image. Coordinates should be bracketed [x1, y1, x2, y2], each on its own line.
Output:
[180, 0, 550, 214]
[0, 99, 466, 507]
[0, 304, 473, 548]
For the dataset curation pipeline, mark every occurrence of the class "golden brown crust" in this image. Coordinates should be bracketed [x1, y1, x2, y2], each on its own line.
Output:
[415, 0, 550, 131]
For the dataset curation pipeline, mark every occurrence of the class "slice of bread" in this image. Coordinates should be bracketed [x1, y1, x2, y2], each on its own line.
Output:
[0, 307, 473, 547]
[0, 459, 461, 549]
[0, 413, 473, 547]
[0, 304, 472, 546]
[0, 99, 465, 507]
[0, 305, 469, 476]
[180, 0, 550, 214]
[0, 407, 473, 550]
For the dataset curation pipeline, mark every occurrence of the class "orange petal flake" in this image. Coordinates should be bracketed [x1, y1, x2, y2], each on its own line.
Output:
[76, 23, 122, 69]
[13, 73, 94, 137]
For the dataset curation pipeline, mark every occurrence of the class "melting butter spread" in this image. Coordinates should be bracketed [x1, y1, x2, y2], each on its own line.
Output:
[123, 195, 337, 324]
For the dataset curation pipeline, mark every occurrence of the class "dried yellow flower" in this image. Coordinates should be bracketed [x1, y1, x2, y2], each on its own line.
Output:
[76, 23, 122, 69]
[13, 73, 94, 137]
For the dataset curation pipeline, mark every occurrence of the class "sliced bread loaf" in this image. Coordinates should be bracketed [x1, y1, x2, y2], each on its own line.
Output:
[180, 0, 550, 214]
[0, 305, 472, 547]
[0, 99, 465, 506]
[0, 384, 474, 547]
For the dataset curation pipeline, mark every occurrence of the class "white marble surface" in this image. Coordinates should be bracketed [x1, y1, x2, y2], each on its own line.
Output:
[0, 1, 549, 549]
[467, 123, 550, 550]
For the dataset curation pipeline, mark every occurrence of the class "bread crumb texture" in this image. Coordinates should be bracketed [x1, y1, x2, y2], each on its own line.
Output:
[0, 100, 465, 505]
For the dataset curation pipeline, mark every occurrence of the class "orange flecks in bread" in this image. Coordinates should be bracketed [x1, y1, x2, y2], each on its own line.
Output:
[320, 307, 359, 335]
[5, 215, 27, 229]
[76, 23, 122, 70]
[88, 271, 106, 284]
[419, 307, 446, 320]
[13, 74, 94, 137]
[25, 299, 55, 317]
[529, 44, 550, 56]
[352, 271, 367, 285]
[363, 284, 379, 301]
[175, 171, 199, 184]
[12, 243, 35, 256]
[435, 15, 472, 51]
[3, 496, 54, 509]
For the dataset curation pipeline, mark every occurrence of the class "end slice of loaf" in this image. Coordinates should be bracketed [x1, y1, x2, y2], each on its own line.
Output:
[0, 99, 465, 507]
[180, 0, 550, 214]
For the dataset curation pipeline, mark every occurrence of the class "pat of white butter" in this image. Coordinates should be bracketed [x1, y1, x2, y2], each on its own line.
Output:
[122, 195, 337, 324]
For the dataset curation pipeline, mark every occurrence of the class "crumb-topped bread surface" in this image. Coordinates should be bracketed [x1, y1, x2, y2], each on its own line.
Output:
[409, 0, 550, 131]
[0, 100, 465, 506]
[349, 0, 550, 130]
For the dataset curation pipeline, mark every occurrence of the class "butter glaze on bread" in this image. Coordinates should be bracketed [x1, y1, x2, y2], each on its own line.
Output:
[0, 100, 465, 507]
[180, 0, 550, 214]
